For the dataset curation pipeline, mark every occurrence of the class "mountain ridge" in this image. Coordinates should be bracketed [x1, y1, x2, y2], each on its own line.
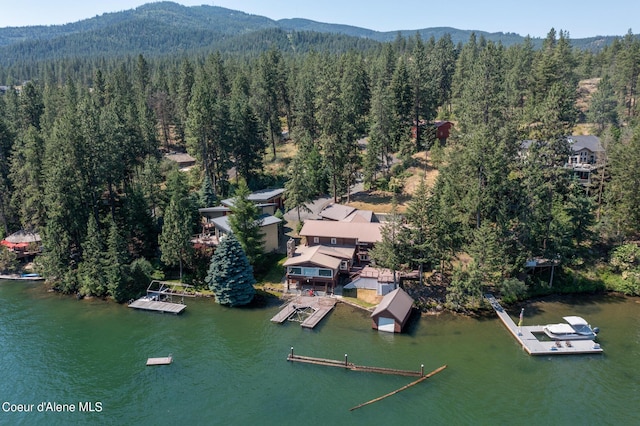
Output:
[0, 1, 622, 63]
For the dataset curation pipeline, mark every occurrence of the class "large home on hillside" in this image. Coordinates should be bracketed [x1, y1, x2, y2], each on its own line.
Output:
[565, 135, 605, 184]
[193, 188, 284, 253]
[520, 135, 605, 186]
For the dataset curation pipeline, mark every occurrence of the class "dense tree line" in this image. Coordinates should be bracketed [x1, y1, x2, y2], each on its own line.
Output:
[1, 28, 640, 306]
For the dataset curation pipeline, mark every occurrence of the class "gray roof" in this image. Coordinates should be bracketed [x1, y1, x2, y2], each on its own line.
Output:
[220, 188, 284, 207]
[320, 203, 356, 221]
[248, 188, 285, 202]
[199, 206, 231, 213]
[344, 277, 379, 290]
[567, 135, 604, 153]
[371, 287, 414, 322]
[210, 213, 281, 233]
[3, 230, 41, 243]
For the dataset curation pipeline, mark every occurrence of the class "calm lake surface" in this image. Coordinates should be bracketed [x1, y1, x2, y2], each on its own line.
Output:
[1, 280, 638, 425]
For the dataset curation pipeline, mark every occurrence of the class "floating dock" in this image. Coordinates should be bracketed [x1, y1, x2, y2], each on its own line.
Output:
[128, 280, 196, 314]
[146, 356, 173, 366]
[271, 296, 337, 328]
[287, 348, 424, 377]
[129, 298, 186, 314]
[485, 294, 603, 355]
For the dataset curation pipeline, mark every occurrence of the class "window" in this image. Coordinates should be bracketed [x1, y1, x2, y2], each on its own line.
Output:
[330, 238, 337, 245]
[340, 260, 348, 270]
[303, 267, 317, 277]
[313, 237, 319, 244]
[288, 267, 302, 275]
[318, 269, 332, 277]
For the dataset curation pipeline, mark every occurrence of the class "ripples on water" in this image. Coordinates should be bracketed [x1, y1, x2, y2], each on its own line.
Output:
[0, 281, 638, 425]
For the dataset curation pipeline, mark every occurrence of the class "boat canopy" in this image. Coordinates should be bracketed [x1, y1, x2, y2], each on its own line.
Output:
[563, 316, 589, 326]
[546, 323, 575, 334]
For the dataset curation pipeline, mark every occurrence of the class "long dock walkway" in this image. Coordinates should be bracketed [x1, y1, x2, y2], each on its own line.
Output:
[485, 294, 603, 355]
[271, 296, 337, 328]
[287, 349, 424, 377]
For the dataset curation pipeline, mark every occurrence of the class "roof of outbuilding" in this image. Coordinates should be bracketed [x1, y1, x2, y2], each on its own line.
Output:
[371, 287, 414, 322]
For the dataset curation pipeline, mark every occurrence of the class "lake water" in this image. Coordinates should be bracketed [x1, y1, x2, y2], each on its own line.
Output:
[0, 280, 638, 425]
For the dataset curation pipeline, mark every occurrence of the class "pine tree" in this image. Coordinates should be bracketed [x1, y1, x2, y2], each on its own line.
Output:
[369, 197, 405, 285]
[105, 218, 130, 302]
[404, 178, 432, 284]
[159, 171, 195, 281]
[228, 181, 264, 266]
[199, 174, 217, 208]
[205, 233, 255, 307]
[78, 214, 108, 297]
[230, 72, 265, 185]
[284, 149, 313, 222]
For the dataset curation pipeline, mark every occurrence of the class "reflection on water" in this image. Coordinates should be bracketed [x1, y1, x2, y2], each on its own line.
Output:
[0, 280, 638, 425]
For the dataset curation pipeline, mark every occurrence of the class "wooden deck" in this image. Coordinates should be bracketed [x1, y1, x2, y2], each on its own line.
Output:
[271, 296, 337, 328]
[485, 294, 603, 356]
[128, 298, 186, 314]
[146, 356, 172, 366]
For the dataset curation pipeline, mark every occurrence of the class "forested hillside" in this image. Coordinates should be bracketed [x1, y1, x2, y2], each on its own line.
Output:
[1, 14, 639, 308]
[0, 1, 622, 70]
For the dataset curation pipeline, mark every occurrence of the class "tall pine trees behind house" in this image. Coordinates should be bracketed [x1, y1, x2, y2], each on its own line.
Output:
[1, 27, 640, 303]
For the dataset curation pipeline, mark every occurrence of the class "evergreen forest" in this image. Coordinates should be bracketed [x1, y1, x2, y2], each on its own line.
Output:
[1, 9, 640, 310]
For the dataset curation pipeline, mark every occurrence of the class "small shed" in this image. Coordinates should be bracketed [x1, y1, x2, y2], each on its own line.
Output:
[370, 287, 414, 333]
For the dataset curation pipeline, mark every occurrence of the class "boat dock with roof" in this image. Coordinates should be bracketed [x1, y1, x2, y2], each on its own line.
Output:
[485, 294, 603, 355]
[270, 295, 337, 328]
[128, 281, 196, 314]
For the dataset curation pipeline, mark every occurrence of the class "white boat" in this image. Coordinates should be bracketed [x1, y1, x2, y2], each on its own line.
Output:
[543, 316, 599, 340]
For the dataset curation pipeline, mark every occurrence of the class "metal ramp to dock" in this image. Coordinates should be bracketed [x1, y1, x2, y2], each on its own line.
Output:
[128, 281, 196, 314]
[485, 294, 603, 355]
[271, 296, 337, 328]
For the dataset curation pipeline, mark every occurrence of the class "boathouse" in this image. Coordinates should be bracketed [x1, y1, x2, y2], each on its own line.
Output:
[371, 287, 414, 333]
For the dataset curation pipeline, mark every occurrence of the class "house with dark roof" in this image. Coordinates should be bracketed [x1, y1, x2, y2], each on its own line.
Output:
[566, 135, 605, 184]
[370, 287, 414, 333]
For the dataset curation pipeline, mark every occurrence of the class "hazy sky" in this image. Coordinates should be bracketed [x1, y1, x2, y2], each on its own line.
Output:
[0, 0, 636, 39]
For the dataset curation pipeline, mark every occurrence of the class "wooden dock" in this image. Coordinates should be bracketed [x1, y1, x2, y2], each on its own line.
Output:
[146, 356, 172, 366]
[287, 349, 424, 377]
[128, 298, 186, 314]
[271, 296, 337, 328]
[485, 294, 603, 355]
